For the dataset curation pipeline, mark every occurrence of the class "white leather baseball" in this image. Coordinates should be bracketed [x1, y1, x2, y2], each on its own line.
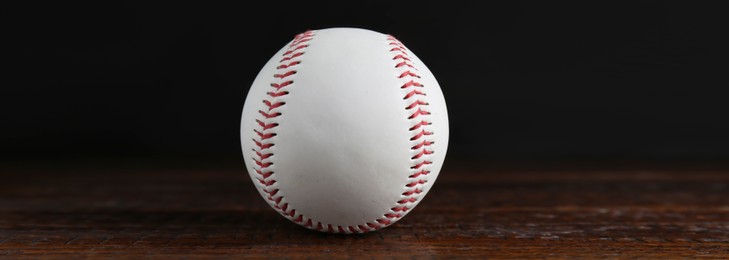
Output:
[240, 27, 449, 234]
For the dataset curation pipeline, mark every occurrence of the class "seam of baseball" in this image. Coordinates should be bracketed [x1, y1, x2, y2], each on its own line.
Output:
[253, 31, 433, 234]
[252, 31, 318, 229]
[384, 35, 434, 227]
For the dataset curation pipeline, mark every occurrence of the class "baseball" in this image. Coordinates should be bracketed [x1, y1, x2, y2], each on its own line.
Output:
[240, 27, 449, 234]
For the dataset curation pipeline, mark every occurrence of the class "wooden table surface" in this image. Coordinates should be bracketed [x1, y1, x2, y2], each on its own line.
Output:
[1, 158, 729, 258]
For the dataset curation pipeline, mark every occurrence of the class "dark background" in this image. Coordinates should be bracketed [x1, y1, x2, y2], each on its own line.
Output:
[3, 1, 728, 163]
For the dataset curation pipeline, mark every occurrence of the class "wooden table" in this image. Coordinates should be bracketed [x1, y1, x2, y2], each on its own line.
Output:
[2, 158, 728, 258]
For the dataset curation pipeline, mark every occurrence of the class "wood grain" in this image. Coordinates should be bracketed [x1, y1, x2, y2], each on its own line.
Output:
[1, 159, 729, 258]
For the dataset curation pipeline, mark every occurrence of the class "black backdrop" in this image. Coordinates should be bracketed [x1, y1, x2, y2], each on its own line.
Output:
[4, 1, 728, 162]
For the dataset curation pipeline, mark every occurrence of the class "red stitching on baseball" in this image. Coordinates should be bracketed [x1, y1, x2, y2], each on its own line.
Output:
[409, 120, 431, 131]
[400, 80, 423, 89]
[380, 35, 435, 232]
[267, 91, 289, 97]
[270, 81, 294, 91]
[277, 61, 301, 69]
[290, 32, 314, 47]
[410, 129, 433, 141]
[411, 149, 434, 159]
[398, 197, 418, 204]
[253, 140, 274, 150]
[395, 61, 415, 69]
[280, 52, 305, 62]
[258, 110, 282, 119]
[274, 70, 297, 79]
[411, 140, 434, 150]
[405, 100, 428, 110]
[384, 213, 400, 219]
[392, 54, 411, 61]
[283, 45, 309, 56]
[390, 206, 409, 213]
[258, 178, 276, 186]
[408, 108, 431, 119]
[409, 169, 430, 178]
[263, 188, 278, 196]
[252, 30, 315, 231]
[254, 150, 273, 159]
[398, 71, 420, 78]
[403, 89, 426, 99]
[263, 101, 286, 110]
[402, 188, 423, 196]
[389, 42, 405, 48]
[406, 179, 427, 187]
[254, 129, 277, 140]
[256, 169, 273, 179]
[410, 161, 432, 169]
[254, 159, 273, 169]
[255, 120, 278, 130]
[390, 47, 407, 53]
